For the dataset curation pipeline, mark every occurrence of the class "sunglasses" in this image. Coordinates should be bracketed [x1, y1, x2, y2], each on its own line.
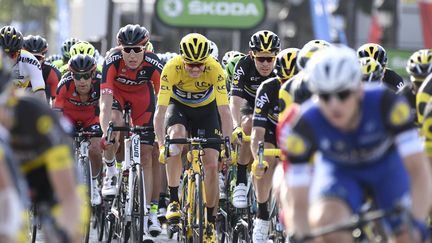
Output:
[122, 46, 144, 54]
[72, 71, 93, 80]
[318, 90, 352, 103]
[254, 56, 275, 63]
[184, 62, 205, 69]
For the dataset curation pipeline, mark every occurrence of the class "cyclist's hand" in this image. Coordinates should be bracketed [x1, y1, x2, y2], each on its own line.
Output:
[251, 159, 269, 179]
[100, 135, 114, 150]
[159, 145, 166, 164]
[231, 127, 244, 144]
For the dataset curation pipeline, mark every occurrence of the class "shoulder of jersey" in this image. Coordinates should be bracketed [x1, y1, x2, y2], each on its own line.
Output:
[262, 77, 280, 86]
[43, 61, 60, 70]
[104, 51, 123, 65]
[164, 55, 183, 69]
[419, 75, 432, 93]
[237, 55, 252, 66]
[18, 50, 41, 68]
[144, 52, 164, 69]
[57, 72, 73, 89]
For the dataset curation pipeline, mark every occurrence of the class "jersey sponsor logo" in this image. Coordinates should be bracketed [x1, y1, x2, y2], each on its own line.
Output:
[116, 77, 147, 85]
[389, 100, 411, 126]
[161, 75, 168, 82]
[216, 84, 227, 94]
[36, 115, 53, 135]
[101, 88, 113, 95]
[217, 74, 224, 82]
[145, 56, 164, 70]
[173, 86, 212, 102]
[285, 133, 307, 156]
[255, 93, 269, 108]
[105, 54, 121, 65]
[233, 66, 244, 81]
[19, 56, 42, 70]
[68, 98, 98, 107]
[195, 81, 211, 89]
[160, 85, 170, 91]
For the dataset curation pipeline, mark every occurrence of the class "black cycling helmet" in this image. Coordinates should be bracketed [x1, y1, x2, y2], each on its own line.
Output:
[68, 54, 97, 73]
[0, 26, 24, 53]
[46, 54, 62, 63]
[117, 24, 150, 46]
[357, 43, 388, 67]
[23, 35, 48, 54]
[61, 38, 80, 60]
[249, 30, 280, 53]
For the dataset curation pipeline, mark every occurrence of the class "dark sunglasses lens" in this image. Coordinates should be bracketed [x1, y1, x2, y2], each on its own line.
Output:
[336, 90, 352, 100]
[186, 63, 204, 68]
[123, 47, 142, 53]
[73, 72, 92, 80]
[256, 56, 274, 63]
[318, 93, 331, 102]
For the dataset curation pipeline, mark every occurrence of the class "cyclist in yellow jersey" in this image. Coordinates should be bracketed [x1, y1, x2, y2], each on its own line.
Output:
[154, 33, 232, 242]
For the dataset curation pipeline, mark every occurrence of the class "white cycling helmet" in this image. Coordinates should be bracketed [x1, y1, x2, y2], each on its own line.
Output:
[222, 50, 242, 68]
[306, 45, 361, 93]
[209, 40, 219, 60]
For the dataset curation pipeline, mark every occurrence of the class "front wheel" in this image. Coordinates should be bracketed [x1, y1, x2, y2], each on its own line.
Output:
[192, 173, 204, 243]
[130, 167, 145, 242]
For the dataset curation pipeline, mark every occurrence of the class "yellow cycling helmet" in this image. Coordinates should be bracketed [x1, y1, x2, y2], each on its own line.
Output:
[406, 49, 432, 83]
[70, 41, 95, 57]
[275, 48, 300, 80]
[296, 40, 330, 70]
[357, 43, 388, 67]
[359, 57, 384, 82]
[180, 33, 210, 63]
[146, 41, 154, 52]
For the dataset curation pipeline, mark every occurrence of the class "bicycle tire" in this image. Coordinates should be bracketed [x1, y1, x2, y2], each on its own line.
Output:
[77, 157, 91, 243]
[192, 173, 204, 243]
[130, 166, 145, 242]
[29, 205, 38, 243]
[179, 172, 192, 243]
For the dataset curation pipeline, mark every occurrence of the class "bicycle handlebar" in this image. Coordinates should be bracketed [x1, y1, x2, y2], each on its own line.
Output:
[106, 121, 153, 143]
[164, 136, 231, 160]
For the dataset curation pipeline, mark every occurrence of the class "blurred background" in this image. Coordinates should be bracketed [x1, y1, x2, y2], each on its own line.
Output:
[1, 0, 431, 78]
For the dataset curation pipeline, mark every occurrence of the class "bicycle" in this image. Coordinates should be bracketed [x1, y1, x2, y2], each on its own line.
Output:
[73, 126, 103, 243]
[165, 134, 231, 243]
[288, 204, 410, 243]
[102, 102, 153, 243]
[255, 141, 285, 243]
[216, 133, 257, 243]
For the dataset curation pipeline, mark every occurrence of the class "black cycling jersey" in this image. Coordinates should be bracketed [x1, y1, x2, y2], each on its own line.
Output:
[231, 55, 276, 107]
[396, 82, 417, 123]
[383, 68, 405, 92]
[253, 77, 281, 145]
[8, 94, 73, 205]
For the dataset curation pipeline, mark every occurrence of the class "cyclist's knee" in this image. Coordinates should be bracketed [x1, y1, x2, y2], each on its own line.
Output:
[309, 199, 351, 228]
[167, 124, 186, 138]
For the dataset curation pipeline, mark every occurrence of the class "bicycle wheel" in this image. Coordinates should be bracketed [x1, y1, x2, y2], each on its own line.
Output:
[178, 171, 192, 243]
[192, 173, 204, 243]
[77, 157, 91, 243]
[28, 205, 38, 243]
[130, 166, 145, 242]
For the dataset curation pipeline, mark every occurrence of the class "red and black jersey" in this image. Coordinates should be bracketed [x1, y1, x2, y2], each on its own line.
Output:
[101, 50, 162, 94]
[42, 61, 61, 100]
[53, 71, 101, 128]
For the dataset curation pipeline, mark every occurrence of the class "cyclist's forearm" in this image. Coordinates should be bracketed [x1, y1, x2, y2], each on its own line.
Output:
[154, 105, 167, 147]
[99, 94, 113, 135]
[230, 96, 244, 128]
[250, 126, 265, 160]
[218, 105, 233, 138]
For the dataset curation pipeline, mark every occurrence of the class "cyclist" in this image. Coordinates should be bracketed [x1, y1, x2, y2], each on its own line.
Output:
[357, 43, 405, 92]
[59, 41, 102, 76]
[99, 24, 163, 236]
[0, 26, 46, 102]
[53, 54, 102, 206]
[249, 47, 299, 242]
[0, 54, 89, 242]
[221, 50, 243, 69]
[209, 39, 219, 61]
[230, 30, 280, 210]
[407, 49, 432, 125]
[154, 33, 232, 242]
[224, 52, 245, 95]
[51, 37, 80, 70]
[23, 35, 61, 103]
[278, 46, 432, 242]
[359, 56, 385, 83]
